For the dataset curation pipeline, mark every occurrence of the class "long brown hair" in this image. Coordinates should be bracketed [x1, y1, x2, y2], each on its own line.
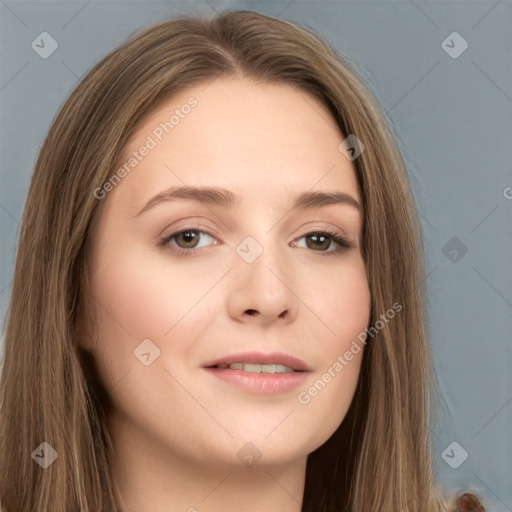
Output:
[0, 10, 463, 511]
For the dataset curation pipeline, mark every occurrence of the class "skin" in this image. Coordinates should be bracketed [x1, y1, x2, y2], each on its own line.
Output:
[79, 77, 371, 512]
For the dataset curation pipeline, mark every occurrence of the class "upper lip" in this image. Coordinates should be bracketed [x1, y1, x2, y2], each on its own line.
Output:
[203, 351, 312, 371]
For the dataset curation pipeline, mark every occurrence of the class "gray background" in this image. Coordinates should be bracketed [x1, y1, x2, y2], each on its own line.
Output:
[1, 0, 511, 509]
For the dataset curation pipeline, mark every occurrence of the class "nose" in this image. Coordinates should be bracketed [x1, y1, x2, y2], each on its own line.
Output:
[226, 240, 299, 325]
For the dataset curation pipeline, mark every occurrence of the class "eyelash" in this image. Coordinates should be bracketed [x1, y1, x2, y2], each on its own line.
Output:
[157, 227, 352, 258]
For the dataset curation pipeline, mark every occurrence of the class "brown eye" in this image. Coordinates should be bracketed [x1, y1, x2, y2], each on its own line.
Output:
[293, 229, 352, 256]
[174, 230, 201, 249]
[305, 232, 331, 251]
[158, 229, 216, 256]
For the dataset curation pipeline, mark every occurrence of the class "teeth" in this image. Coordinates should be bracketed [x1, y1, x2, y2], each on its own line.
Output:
[225, 362, 295, 373]
[243, 363, 262, 373]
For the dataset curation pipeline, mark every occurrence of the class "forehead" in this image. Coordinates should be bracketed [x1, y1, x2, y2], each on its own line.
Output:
[106, 77, 361, 216]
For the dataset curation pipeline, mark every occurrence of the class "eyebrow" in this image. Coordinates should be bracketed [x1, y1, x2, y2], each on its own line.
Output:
[134, 185, 362, 217]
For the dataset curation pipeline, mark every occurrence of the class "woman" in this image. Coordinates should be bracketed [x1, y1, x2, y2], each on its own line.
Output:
[0, 10, 486, 512]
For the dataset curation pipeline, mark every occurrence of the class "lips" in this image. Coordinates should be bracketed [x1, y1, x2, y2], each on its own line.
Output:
[203, 351, 312, 372]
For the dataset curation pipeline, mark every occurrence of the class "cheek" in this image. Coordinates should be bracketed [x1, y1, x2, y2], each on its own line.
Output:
[87, 246, 222, 387]
[309, 259, 371, 344]
[85, 256, 172, 386]
[92, 251, 201, 337]
[293, 261, 369, 437]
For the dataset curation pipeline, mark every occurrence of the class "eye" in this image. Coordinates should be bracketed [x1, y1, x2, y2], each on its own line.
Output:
[292, 229, 352, 256]
[158, 229, 216, 257]
[158, 227, 352, 257]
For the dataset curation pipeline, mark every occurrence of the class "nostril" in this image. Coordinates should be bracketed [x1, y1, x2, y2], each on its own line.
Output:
[245, 309, 258, 316]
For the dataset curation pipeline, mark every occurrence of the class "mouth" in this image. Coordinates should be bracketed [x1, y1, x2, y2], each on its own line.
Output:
[203, 351, 312, 373]
[202, 351, 312, 394]
[208, 362, 301, 373]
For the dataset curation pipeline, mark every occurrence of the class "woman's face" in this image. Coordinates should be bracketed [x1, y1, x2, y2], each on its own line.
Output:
[81, 77, 371, 469]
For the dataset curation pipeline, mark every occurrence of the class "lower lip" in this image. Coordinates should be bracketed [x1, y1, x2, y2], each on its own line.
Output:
[203, 368, 310, 395]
